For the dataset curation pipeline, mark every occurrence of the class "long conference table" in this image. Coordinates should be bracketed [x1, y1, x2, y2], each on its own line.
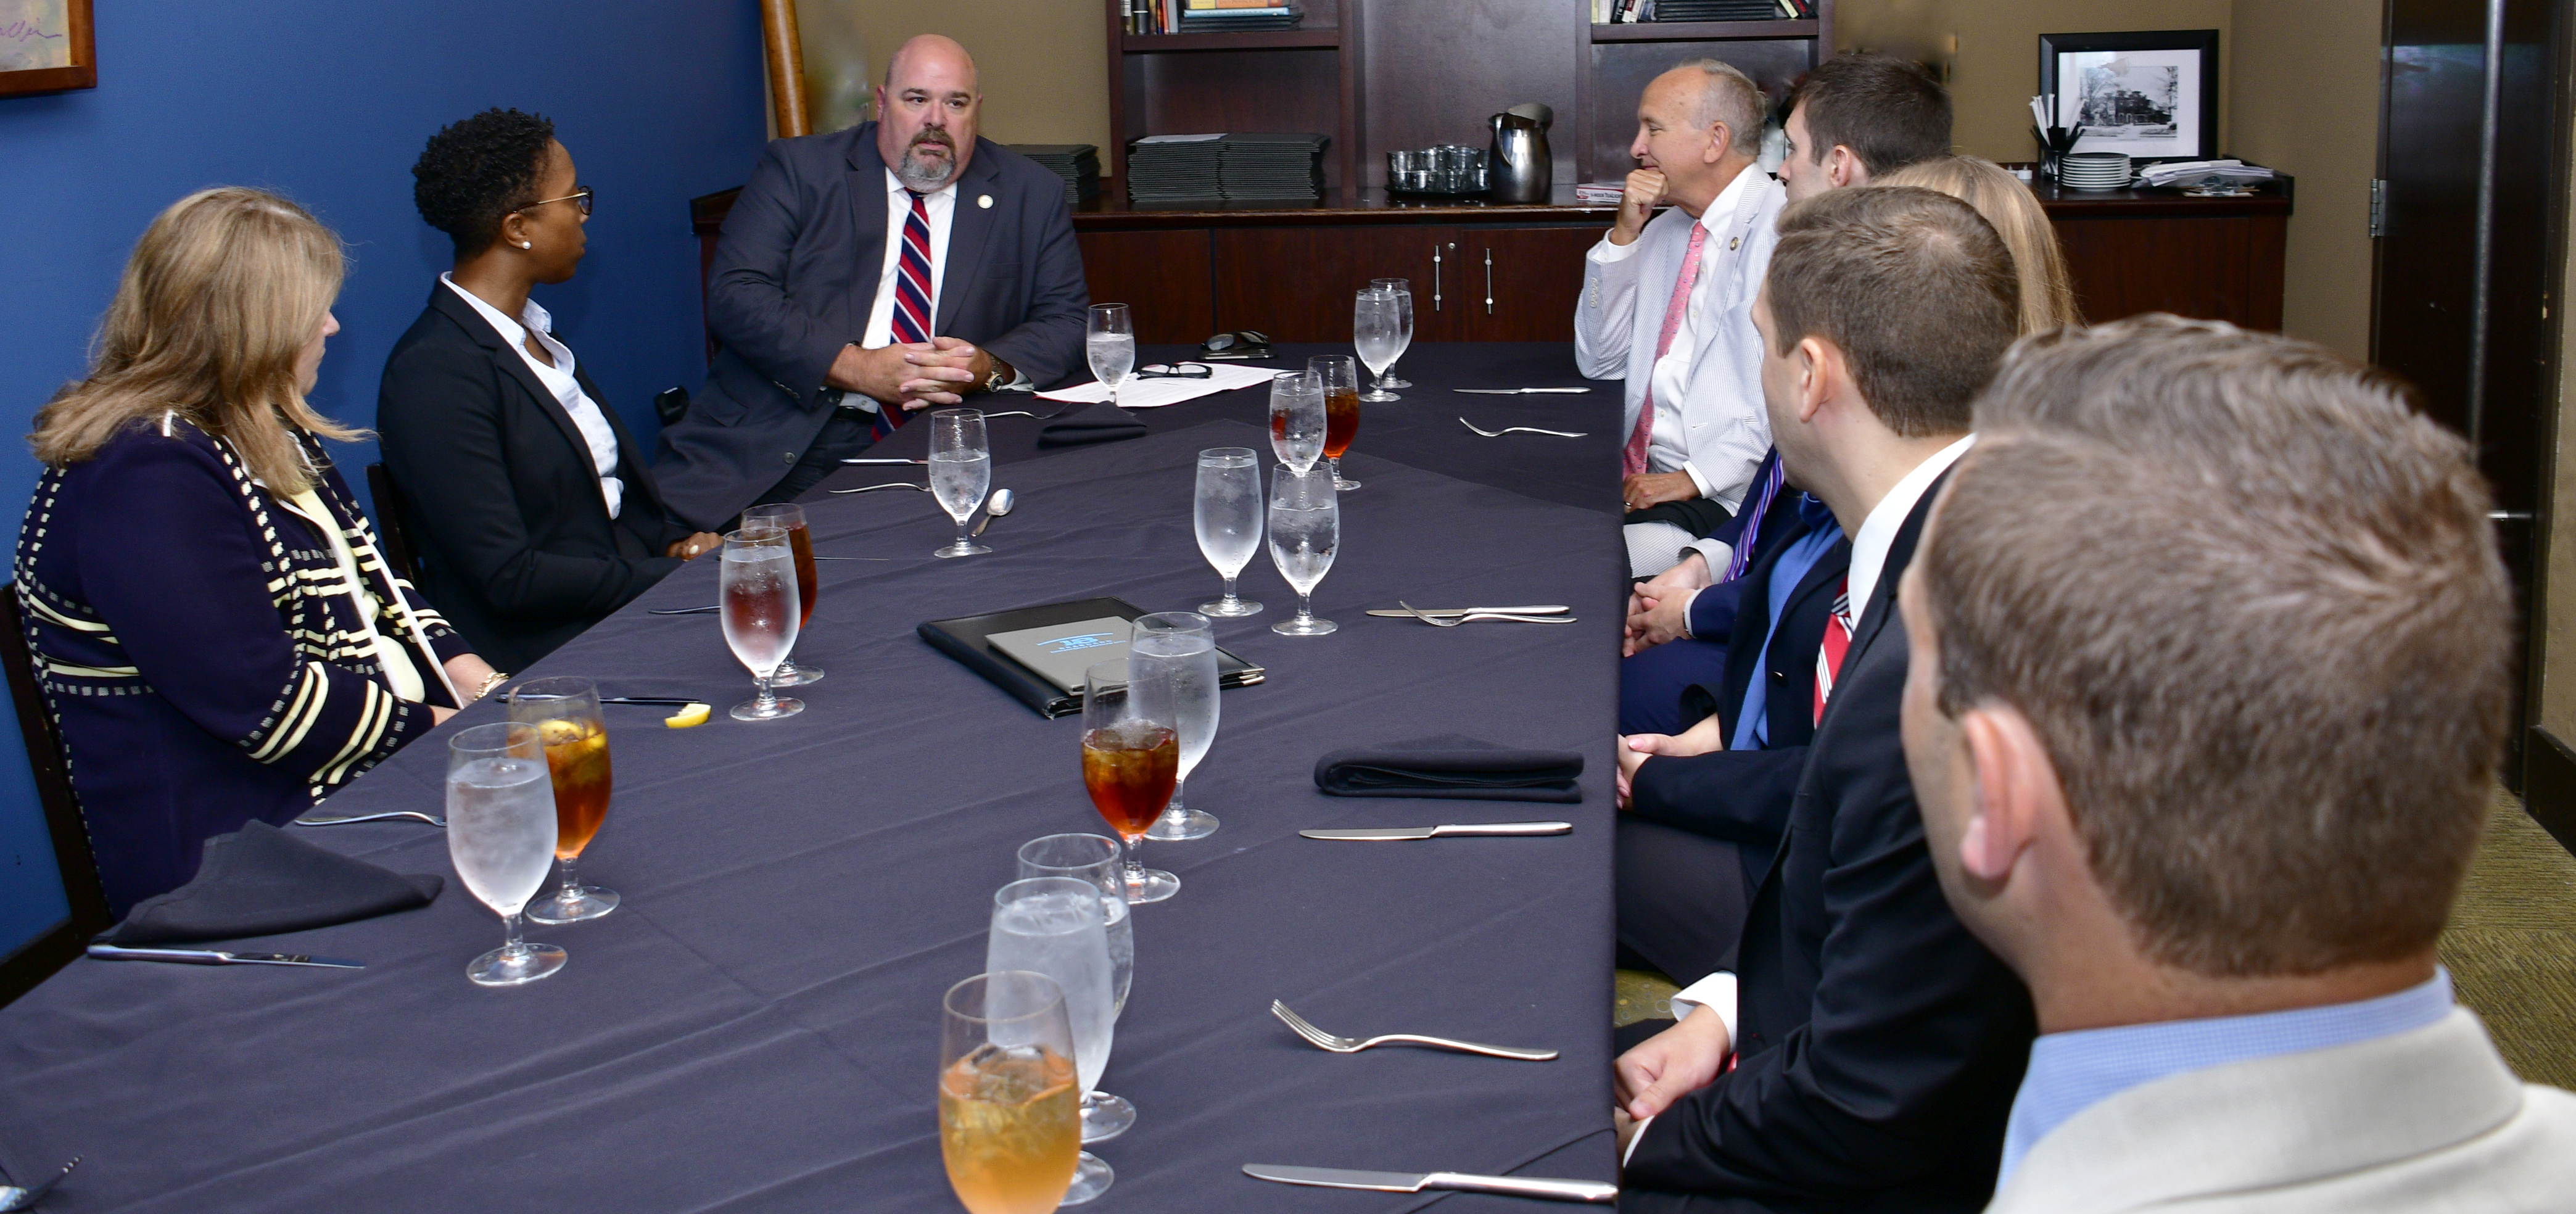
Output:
[0, 343, 1628, 1212]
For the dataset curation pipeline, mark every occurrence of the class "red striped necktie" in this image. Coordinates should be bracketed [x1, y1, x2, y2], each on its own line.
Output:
[876, 189, 936, 440]
[1814, 578, 1854, 726]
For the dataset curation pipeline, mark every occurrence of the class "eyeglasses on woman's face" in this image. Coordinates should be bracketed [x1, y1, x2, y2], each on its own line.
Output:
[516, 186, 593, 218]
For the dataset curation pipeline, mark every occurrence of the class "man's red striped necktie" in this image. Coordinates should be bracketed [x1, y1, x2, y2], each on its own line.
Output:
[1814, 579, 1854, 726]
[877, 190, 936, 441]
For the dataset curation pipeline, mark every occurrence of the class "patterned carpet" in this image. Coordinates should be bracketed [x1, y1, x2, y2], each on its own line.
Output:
[1614, 789, 2576, 1091]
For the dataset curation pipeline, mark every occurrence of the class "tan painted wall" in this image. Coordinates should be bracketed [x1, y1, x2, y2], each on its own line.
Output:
[2541, 150, 2576, 742]
[2229, 0, 2376, 360]
[788, 0, 1110, 150]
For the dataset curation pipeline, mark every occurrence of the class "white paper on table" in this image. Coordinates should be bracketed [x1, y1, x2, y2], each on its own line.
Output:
[1036, 362, 1283, 408]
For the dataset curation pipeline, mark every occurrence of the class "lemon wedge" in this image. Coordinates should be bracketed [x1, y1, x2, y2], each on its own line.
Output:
[663, 702, 712, 729]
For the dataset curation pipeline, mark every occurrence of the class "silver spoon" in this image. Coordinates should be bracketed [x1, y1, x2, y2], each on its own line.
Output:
[970, 488, 1015, 538]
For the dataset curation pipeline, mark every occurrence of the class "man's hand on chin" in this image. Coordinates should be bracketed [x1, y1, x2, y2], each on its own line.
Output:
[1614, 1008, 1732, 1121]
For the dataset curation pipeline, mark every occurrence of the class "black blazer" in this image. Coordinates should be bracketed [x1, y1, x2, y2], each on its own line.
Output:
[652, 124, 1090, 529]
[377, 284, 691, 671]
[1629, 518, 1851, 882]
[1623, 472, 2037, 1214]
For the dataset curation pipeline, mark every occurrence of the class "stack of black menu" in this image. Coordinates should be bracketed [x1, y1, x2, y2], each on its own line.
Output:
[1008, 144, 1102, 207]
[1125, 135, 1226, 203]
[1650, 0, 1786, 17]
[1219, 132, 1328, 200]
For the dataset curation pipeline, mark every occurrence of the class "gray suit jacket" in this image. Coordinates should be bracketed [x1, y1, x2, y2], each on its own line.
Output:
[1572, 170, 1784, 518]
[653, 123, 1088, 529]
[1989, 1009, 2576, 1213]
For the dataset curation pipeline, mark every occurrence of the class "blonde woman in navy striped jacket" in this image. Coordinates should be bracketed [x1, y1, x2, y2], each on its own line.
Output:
[15, 188, 501, 915]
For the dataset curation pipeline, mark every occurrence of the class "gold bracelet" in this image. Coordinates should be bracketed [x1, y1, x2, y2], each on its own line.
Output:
[473, 671, 511, 700]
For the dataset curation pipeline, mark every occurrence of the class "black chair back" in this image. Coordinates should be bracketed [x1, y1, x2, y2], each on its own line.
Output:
[365, 462, 423, 583]
[0, 585, 114, 1006]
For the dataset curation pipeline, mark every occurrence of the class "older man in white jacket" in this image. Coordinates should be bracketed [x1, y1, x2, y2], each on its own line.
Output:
[1575, 59, 1784, 577]
[1898, 316, 2576, 1214]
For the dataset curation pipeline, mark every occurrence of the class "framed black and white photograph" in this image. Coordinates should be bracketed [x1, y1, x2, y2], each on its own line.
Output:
[2039, 30, 2218, 162]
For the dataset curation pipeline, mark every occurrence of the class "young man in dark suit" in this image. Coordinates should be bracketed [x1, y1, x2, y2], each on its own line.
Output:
[653, 35, 1089, 531]
[1612, 186, 2036, 1213]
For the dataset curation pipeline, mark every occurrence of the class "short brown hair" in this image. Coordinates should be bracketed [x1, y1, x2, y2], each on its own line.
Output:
[1922, 316, 2511, 977]
[1786, 54, 1951, 175]
[1876, 155, 2081, 336]
[1765, 185, 2018, 436]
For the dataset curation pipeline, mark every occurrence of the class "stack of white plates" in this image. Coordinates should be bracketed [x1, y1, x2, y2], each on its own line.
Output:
[2057, 152, 2132, 191]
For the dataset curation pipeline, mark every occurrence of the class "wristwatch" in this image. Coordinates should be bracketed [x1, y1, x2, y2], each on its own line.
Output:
[983, 355, 1017, 394]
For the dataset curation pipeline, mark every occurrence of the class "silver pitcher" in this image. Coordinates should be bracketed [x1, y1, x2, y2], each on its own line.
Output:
[1488, 102, 1553, 203]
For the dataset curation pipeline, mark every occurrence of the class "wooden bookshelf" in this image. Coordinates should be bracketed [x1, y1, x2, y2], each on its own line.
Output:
[1590, 19, 1822, 43]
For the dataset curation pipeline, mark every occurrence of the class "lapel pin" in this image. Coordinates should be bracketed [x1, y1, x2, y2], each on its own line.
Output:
[1729, 236, 1741, 250]
[978, 194, 993, 209]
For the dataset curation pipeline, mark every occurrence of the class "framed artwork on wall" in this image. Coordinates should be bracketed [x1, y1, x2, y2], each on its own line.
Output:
[1, 0, 93, 97]
[2039, 30, 2219, 162]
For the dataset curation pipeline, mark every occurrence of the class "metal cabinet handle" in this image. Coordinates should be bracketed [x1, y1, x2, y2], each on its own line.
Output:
[1484, 248, 1495, 315]
[1432, 243, 1444, 311]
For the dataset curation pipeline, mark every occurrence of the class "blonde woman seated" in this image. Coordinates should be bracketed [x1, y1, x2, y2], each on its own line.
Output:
[15, 188, 500, 915]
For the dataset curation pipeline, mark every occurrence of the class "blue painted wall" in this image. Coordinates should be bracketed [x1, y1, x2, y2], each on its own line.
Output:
[0, 2, 768, 956]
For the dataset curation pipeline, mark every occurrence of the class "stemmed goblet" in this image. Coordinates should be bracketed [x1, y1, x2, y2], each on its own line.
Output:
[1087, 303, 1136, 408]
[930, 408, 994, 559]
[1133, 611, 1220, 841]
[1268, 371, 1325, 476]
[742, 503, 822, 685]
[720, 525, 804, 721]
[445, 722, 566, 986]
[510, 675, 618, 925]
[1268, 465, 1340, 636]
[1194, 447, 1263, 617]
[1082, 658, 1181, 904]
[1369, 278, 1414, 388]
[987, 876, 1123, 1204]
[938, 972, 1084, 1214]
[1355, 287, 1404, 403]
[1309, 355, 1361, 490]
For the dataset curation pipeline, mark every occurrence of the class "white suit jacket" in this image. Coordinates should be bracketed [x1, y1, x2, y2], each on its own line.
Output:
[1989, 1009, 2576, 1213]
[1573, 170, 1785, 511]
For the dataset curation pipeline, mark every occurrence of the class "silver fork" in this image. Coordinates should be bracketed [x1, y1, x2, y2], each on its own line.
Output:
[1398, 601, 1577, 627]
[1271, 1001, 1557, 1061]
[1459, 418, 1588, 439]
[293, 810, 444, 827]
[980, 405, 1078, 421]
[828, 482, 930, 495]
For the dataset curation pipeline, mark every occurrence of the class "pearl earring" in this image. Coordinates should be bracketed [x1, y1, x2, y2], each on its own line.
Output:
[519, 241, 532, 249]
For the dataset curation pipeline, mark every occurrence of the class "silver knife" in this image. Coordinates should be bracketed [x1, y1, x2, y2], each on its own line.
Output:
[1300, 822, 1571, 841]
[88, 943, 363, 968]
[1364, 605, 1569, 617]
[1455, 387, 1595, 394]
[839, 456, 927, 465]
[1243, 1164, 1616, 1204]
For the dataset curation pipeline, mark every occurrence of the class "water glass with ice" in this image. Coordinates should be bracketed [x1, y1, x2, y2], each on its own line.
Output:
[445, 721, 566, 986]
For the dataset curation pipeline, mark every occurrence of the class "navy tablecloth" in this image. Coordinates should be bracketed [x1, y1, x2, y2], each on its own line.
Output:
[0, 344, 1632, 1213]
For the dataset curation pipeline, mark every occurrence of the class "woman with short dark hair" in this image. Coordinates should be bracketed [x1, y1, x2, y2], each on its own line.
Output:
[16, 187, 501, 915]
[378, 108, 717, 672]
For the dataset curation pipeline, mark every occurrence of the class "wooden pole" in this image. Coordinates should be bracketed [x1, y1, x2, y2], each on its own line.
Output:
[760, 0, 811, 139]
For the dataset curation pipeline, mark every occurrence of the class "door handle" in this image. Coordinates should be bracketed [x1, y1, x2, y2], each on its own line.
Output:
[1432, 243, 1445, 311]
[1484, 248, 1495, 315]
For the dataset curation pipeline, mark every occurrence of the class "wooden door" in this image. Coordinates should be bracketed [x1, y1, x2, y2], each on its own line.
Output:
[1454, 225, 1604, 342]
[1211, 225, 1464, 342]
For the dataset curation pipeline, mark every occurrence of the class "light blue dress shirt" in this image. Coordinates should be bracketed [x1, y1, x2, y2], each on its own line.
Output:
[1728, 495, 1843, 752]
[1999, 968, 2456, 1183]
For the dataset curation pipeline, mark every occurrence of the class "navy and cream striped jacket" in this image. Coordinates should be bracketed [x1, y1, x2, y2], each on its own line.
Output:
[14, 415, 471, 914]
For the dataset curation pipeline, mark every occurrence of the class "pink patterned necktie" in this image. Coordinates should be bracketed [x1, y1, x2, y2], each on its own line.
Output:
[1622, 221, 1711, 480]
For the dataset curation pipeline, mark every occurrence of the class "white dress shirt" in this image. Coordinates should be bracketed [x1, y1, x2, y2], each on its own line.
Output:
[1587, 165, 1757, 497]
[1629, 433, 1978, 1165]
[862, 168, 957, 351]
[440, 274, 625, 519]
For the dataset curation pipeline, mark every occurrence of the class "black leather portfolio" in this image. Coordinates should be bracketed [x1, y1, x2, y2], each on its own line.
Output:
[919, 596, 1265, 718]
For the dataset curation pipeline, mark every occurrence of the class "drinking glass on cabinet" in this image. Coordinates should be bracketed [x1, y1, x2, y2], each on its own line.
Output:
[1355, 288, 1404, 403]
[741, 503, 822, 686]
[1268, 465, 1340, 636]
[1267, 371, 1326, 476]
[929, 408, 993, 559]
[1086, 304, 1136, 408]
[938, 972, 1084, 1214]
[1131, 611, 1220, 841]
[445, 722, 566, 986]
[508, 675, 618, 925]
[720, 526, 804, 721]
[1194, 447, 1263, 617]
[1082, 658, 1181, 903]
[1369, 278, 1414, 388]
[1308, 355, 1362, 490]
[988, 877, 1121, 1205]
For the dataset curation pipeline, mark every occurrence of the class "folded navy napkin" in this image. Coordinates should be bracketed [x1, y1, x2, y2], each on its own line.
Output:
[1038, 402, 1149, 448]
[107, 820, 443, 946]
[1315, 734, 1584, 803]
